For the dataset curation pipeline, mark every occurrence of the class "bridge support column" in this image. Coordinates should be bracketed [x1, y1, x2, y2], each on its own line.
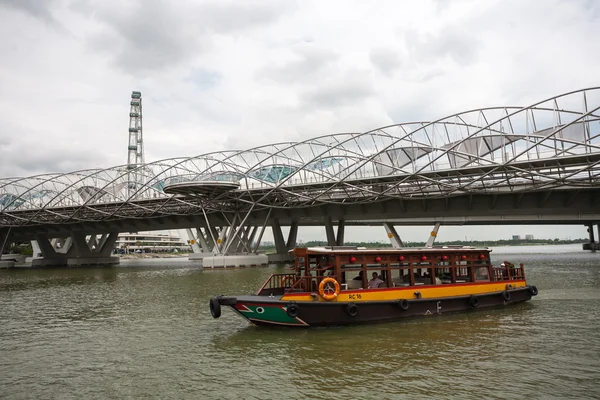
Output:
[186, 228, 203, 254]
[325, 217, 336, 246]
[425, 223, 441, 247]
[0, 228, 16, 268]
[583, 224, 600, 251]
[190, 209, 268, 267]
[266, 218, 295, 264]
[271, 218, 287, 254]
[286, 221, 298, 250]
[336, 220, 345, 246]
[0, 228, 11, 256]
[383, 223, 403, 248]
[27, 232, 119, 267]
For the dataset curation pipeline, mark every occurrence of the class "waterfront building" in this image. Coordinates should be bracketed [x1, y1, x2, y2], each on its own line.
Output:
[115, 231, 191, 253]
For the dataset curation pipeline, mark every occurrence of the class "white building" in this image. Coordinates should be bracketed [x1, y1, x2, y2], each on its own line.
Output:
[115, 231, 191, 253]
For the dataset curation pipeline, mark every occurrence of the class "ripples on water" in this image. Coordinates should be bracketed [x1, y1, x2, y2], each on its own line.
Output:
[1, 245, 600, 399]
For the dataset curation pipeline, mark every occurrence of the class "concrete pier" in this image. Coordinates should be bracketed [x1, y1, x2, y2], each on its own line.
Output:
[267, 253, 294, 263]
[25, 256, 120, 267]
[583, 224, 600, 251]
[583, 242, 600, 251]
[201, 254, 268, 268]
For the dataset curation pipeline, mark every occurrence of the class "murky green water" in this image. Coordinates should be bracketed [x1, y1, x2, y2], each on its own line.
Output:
[1, 245, 600, 399]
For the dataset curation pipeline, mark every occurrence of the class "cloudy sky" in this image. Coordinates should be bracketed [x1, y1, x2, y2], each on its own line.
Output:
[1, 0, 598, 242]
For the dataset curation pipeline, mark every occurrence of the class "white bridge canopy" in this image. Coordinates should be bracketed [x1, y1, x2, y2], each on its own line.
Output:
[1, 88, 600, 227]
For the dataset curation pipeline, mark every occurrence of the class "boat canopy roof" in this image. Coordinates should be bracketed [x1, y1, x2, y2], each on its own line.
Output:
[297, 246, 491, 254]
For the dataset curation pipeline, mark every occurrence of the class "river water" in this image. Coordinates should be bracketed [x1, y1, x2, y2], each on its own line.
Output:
[1, 244, 599, 399]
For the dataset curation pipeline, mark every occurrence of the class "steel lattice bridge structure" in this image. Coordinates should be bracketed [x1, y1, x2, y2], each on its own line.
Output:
[2, 88, 600, 263]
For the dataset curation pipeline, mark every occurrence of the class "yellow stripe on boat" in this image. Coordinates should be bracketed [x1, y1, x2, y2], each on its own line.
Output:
[281, 281, 526, 302]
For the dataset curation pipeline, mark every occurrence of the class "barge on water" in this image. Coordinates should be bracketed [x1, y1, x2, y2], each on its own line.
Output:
[209, 246, 538, 327]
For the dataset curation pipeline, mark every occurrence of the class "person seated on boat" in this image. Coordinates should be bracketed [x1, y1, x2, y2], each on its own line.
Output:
[353, 271, 364, 281]
[368, 272, 384, 288]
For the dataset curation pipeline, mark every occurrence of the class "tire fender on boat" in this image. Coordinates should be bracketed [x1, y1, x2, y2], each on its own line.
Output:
[528, 285, 539, 296]
[287, 302, 300, 318]
[398, 299, 409, 311]
[209, 297, 221, 319]
[346, 302, 358, 317]
[469, 296, 480, 308]
[502, 290, 511, 301]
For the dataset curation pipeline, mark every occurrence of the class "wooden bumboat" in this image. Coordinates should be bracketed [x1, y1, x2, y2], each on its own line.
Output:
[209, 246, 538, 327]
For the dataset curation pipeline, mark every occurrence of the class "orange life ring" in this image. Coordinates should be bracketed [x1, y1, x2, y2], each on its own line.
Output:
[319, 277, 340, 301]
[281, 275, 295, 287]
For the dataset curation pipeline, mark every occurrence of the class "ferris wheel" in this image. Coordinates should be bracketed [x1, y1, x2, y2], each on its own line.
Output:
[126, 91, 144, 190]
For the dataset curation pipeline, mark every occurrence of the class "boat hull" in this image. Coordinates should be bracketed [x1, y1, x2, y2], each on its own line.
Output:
[214, 286, 536, 327]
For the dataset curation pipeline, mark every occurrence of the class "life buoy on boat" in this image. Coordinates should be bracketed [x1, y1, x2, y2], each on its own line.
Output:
[318, 277, 340, 300]
[398, 299, 409, 310]
[287, 302, 300, 318]
[209, 297, 221, 318]
[528, 285, 539, 296]
[502, 290, 511, 301]
[346, 302, 358, 317]
[469, 296, 480, 308]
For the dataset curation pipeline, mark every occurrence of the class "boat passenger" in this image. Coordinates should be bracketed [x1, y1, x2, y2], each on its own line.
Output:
[353, 271, 364, 281]
[368, 272, 384, 288]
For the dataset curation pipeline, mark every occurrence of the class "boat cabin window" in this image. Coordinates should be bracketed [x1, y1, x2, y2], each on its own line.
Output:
[413, 266, 434, 285]
[474, 266, 490, 281]
[340, 257, 363, 288]
[390, 263, 411, 287]
[435, 267, 452, 284]
[455, 266, 473, 282]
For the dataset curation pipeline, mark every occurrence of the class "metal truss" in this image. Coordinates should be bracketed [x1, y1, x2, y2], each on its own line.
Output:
[1, 87, 600, 228]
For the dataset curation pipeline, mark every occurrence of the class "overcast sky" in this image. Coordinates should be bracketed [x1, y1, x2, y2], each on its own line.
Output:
[0, 0, 598, 242]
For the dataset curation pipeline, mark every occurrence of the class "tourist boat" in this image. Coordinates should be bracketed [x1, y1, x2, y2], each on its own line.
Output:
[209, 246, 538, 327]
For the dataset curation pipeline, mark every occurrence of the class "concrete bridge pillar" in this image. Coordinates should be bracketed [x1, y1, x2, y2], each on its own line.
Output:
[325, 217, 336, 246]
[0, 228, 11, 256]
[265, 218, 296, 263]
[28, 232, 119, 267]
[188, 217, 267, 267]
[0, 228, 16, 268]
[336, 220, 345, 246]
[425, 223, 441, 247]
[271, 218, 287, 254]
[583, 224, 600, 251]
[383, 223, 403, 248]
[324, 218, 345, 246]
[186, 228, 203, 253]
[286, 221, 298, 250]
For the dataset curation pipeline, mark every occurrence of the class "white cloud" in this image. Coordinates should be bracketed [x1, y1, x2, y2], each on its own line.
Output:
[0, 0, 598, 240]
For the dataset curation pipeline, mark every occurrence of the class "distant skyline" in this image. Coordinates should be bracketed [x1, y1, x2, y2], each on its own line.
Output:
[264, 224, 589, 244]
[180, 224, 590, 245]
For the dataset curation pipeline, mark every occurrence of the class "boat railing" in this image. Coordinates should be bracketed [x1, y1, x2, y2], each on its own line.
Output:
[257, 273, 298, 295]
[491, 264, 525, 281]
[287, 275, 334, 293]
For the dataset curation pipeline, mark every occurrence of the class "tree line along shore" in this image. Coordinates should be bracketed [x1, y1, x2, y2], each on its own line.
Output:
[257, 238, 587, 252]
